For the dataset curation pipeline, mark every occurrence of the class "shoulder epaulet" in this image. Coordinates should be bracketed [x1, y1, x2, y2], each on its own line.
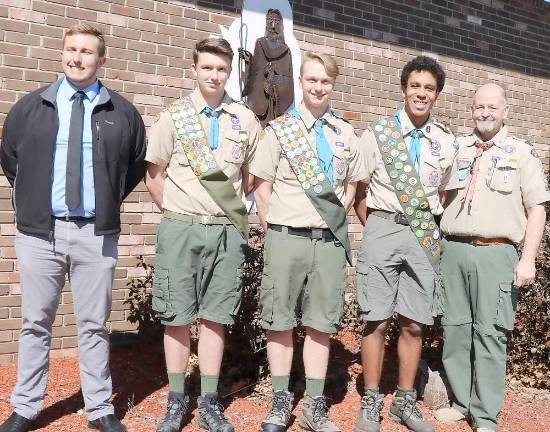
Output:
[330, 109, 353, 125]
[432, 119, 452, 134]
[511, 135, 532, 146]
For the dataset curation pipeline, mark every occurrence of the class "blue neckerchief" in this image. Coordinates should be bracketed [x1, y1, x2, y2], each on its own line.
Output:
[202, 106, 219, 150]
[289, 108, 333, 184]
[395, 111, 423, 171]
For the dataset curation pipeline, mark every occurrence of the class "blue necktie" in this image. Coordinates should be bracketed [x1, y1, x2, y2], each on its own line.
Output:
[314, 118, 333, 184]
[408, 129, 424, 171]
[202, 106, 219, 150]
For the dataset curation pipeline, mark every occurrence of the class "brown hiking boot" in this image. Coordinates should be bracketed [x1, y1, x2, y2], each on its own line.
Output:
[353, 389, 384, 432]
[260, 390, 293, 432]
[389, 390, 434, 432]
[299, 395, 340, 432]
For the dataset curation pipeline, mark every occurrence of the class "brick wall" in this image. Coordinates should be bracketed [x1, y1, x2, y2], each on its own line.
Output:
[0, 0, 549, 363]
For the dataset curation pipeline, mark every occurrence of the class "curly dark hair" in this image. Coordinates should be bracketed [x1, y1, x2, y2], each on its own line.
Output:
[400, 56, 446, 93]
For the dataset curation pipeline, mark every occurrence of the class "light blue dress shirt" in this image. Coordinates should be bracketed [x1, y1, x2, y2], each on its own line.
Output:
[51, 78, 100, 217]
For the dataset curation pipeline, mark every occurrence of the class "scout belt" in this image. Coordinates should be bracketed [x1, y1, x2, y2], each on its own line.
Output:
[269, 112, 351, 264]
[371, 116, 441, 269]
[168, 96, 248, 240]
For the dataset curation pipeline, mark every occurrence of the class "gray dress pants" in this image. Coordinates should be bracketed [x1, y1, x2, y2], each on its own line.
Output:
[12, 219, 118, 421]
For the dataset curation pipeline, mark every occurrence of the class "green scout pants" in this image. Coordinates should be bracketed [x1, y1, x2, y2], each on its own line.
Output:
[440, 238, 519, 429]
[152, 217, 246, 326]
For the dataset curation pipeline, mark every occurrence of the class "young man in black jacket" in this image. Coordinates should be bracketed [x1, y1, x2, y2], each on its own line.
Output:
[0, 24, 145, 432]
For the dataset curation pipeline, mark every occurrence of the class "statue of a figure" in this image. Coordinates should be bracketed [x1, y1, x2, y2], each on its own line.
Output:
[239, 9, 294, 128]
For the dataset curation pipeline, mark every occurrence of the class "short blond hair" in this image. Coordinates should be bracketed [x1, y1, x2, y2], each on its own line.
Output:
[63, 24, 105, 57]
[300, 52, 339, 80]
[193, 38, 234, 64]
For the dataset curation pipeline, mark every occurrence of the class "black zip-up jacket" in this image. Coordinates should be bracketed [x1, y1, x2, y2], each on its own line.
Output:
[0, 79, 146, 237]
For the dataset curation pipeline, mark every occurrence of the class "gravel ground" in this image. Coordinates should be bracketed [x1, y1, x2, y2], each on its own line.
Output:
[0, 333, 548, 431]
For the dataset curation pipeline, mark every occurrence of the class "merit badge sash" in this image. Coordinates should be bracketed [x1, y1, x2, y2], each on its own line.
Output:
[168, 96, 249, 240]
[371, 116, 441, 269]
[270, 113, 352, 264]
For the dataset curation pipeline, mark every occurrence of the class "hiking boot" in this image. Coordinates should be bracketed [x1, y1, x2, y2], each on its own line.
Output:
[389, 390, 434, 432]
[434, 407, 466, 425]
[260, 390, 293, 432]
[156, 392, 190, 432]
[197, 392, 234, 432]
[353, 389, 384, 432]
[299, 395, 340, 432]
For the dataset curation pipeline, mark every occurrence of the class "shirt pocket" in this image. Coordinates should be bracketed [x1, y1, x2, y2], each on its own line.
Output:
[332, 147, 349, 182]
[421, 157, 443, 188]
[221, 131, 247, 178]
[489, 158, 518, 193]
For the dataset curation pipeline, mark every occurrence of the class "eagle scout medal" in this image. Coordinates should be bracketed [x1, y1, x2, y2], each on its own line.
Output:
[372, 115, 441, 268]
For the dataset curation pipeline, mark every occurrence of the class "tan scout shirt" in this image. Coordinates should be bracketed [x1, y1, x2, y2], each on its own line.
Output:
[146, 89, 260, 216]
[441, 126, 550, 243]
[250, 103, 368, 228]
[361, 110, 457, 216]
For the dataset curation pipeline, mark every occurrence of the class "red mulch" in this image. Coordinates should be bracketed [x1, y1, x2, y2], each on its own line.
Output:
[0, 331, 548, 431]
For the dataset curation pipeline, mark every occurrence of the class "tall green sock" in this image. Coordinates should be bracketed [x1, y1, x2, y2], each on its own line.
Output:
[271, 375, 290, 392]
[201, 374, 219, 396]
[167, 372, 186, 394]
[305, 378, 325, 397]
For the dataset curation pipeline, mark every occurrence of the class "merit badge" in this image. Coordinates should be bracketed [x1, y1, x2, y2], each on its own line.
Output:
[390, 170, 399, 179]
[395, 182, 405, 191]
[415, 229, 425, 238]
[432, 228, 440, 240]
[399, 173, 408, 182]
[390, 149, 400, 158]
[314, 184, 323, 194]
[387, 120, 396, 128]
[405, 207, 414, 215]
[420, 221, 429, 230]
[375, 124, 384, 132]
[399, 153, 408, 162]
[410, 219, 420, 228]
[400, 194, 409, 203]
[379, 134, 387, 142]
[392, 131, 401, 139]
[397, 142, 406, 151]
[334, 127, 341, 135]
[395, 161, 404, 170]
[403, 165, 412, 173]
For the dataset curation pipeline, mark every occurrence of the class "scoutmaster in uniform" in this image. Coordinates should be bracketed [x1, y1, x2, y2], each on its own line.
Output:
[145, 38, 260, 432]
[253, 52, 367, 432]
[354, 56, 457, 432]
[435, 83, 549, 432]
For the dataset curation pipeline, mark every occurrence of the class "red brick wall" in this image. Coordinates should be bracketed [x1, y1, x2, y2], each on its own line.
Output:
[0, 0, 549, 362]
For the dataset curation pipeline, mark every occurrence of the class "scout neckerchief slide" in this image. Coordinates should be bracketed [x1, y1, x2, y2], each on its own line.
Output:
[168, 96, 249, 240]
[371, 115, 441, 269]
[269, 111, 352, 265]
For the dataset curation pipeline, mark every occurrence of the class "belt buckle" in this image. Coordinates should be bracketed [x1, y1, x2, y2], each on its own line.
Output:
[200, 215, 214, 224]
[395, 213, 407, 225]
[311, 228, 323, 239]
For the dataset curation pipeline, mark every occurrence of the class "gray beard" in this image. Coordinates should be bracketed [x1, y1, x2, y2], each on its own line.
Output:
[475, 120, 498, 134]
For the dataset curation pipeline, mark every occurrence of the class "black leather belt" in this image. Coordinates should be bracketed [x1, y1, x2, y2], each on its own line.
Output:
[269, 224, 335, 240]
[368, 209, 409, 226]
[53, 216, 95, 222]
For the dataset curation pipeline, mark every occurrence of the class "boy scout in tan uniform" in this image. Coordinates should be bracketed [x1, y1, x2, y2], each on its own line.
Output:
[354, 56, 456, 432]
[435, 83, 549, 432]
[145, 39, 260, 432]
[253, 52, 367, 432]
